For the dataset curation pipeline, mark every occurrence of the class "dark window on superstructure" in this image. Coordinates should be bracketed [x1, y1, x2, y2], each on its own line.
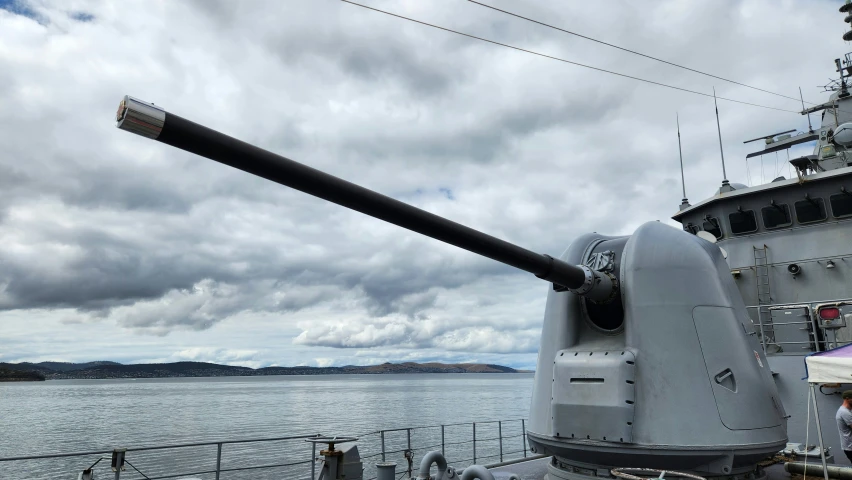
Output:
[761, 203, 792, 229]
[794, 197, 827, 224]
[830, 193, 852, 218]
[702, 217, 723, 239]
[684, 223, 699, 234]
[729, 210, 758, 235]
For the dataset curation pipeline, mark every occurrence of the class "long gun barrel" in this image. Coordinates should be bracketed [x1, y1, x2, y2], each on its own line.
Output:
[115, 96, 617, 302]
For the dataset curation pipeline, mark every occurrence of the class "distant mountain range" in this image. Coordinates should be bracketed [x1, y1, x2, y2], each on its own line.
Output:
[0, 361, 531, 380]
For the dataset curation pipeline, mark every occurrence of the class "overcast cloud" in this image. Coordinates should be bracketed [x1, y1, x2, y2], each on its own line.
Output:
[0, 0, 843, 369]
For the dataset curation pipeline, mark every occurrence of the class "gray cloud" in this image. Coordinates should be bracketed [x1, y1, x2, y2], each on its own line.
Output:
[0, 0, 840, 366]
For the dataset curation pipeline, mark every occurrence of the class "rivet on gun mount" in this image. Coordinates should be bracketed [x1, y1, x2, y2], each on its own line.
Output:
[116, 95, 165, 139]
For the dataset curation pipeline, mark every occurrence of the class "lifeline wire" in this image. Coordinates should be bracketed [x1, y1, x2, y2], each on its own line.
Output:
[340, 0, 800, 114]
[125, 460, 152, 480]
[469, 1, 819, 107]
[772, 150, 778, 178]
[788, 150, 792, 179]
[746, 155, 752, 186]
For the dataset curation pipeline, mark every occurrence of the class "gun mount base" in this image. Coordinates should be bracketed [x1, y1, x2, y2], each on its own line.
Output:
[529, 431, 785, 478]
[545, 457, 769, 480]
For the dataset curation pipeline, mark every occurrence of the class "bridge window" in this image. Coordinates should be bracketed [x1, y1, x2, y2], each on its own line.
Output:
[830, 193, 852, 218]
[684, 223, 699, 234]
[794, 197, 827, 224]
[702, 217, 723, 239]
[761, 203, 792, 229]
[729, 210, 758, 235]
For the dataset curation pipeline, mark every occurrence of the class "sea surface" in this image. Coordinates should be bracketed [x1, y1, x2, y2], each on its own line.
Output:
[0, 373, 534, 479]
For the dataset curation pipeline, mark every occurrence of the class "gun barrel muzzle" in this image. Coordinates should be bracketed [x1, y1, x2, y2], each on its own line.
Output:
[116, 96, 165, 139]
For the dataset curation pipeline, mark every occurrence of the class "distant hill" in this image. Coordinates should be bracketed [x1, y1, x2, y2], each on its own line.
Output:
[0, 368, 45, 382]
[33, 361, 121, 372]
[0, 360, 532, 380]
[1, 361, 122, 373]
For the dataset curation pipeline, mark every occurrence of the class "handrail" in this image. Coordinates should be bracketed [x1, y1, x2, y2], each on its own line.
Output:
[2, 418, 531, 480]
[0, 433, 323, 462]
[746, 296, 852, 309]
[359, 418, 527, 436]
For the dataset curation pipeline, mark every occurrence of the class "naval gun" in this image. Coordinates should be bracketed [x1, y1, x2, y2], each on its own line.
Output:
[116, 96, 787, 478]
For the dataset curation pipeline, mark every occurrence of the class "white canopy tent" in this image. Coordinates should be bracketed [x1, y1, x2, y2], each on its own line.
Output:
[804, 343, 852, 480]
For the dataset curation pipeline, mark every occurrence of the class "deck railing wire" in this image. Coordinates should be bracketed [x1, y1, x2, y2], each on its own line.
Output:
[0, 419, 529, 480]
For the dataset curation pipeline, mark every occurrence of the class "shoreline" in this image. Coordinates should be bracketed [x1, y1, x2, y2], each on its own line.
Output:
[35, 372, 535, 382]
[1, 361, 533, 381]
[39, 371, 536, 381]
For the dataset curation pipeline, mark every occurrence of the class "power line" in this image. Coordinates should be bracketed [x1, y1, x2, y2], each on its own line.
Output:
[468, 1, 816, 107]
[340, 0, 799, 114]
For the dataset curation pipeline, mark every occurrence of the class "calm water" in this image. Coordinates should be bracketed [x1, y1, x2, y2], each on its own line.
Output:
[0, 373, 534, 479]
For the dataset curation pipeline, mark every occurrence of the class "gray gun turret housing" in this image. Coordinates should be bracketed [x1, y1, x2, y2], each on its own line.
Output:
[527, 221, 787, 476]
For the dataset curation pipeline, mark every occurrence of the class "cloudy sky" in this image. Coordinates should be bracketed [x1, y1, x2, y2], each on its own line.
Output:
[0, 0, 845, 370]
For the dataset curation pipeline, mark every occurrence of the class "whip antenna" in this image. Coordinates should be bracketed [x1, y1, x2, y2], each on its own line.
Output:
[714, 87, 733, 192]
[677, 113, 690, 209]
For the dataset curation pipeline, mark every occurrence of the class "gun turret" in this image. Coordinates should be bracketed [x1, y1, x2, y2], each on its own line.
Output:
[115, 96, 618, 303]
[116, 95, 790, 477]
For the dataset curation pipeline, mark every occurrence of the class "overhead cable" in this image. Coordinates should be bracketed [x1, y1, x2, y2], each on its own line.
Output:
[468, 1, 816, 106]
[340, 1, 799, 114]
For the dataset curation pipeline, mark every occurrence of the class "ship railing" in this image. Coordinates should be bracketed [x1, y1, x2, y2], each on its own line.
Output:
[0, 418, 531, 480]
[357, 419, 531, 480]
[746, 300, 852, 354]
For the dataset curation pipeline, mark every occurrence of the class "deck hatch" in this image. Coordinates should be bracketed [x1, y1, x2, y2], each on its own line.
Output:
[693, 306, 783, 430]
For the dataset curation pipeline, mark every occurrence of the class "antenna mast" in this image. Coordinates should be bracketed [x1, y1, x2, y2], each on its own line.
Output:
[677, 113, 690, 209]
[713, 87, 733, 192]
[800, 87, 813, 132]
[837, 58, 850, 96]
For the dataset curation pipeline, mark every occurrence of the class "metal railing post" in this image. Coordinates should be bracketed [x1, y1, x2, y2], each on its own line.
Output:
[113, 448, 123, 480]
[522, 419, 527, 457]
[472, 423, 476, 464]
[215, 443, 222, 480]
[498, 421, 503, 462]
[407, 427, 413, 479]
[381, 430, 386, 462]
[311, 439, 317, 480]
[441, 425, 445, 456]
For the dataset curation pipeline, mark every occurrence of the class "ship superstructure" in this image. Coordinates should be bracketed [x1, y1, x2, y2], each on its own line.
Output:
[671, 4, 852, 468]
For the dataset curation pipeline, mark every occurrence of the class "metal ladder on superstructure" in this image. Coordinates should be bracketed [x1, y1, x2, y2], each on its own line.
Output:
[753, 245, 773, 351]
